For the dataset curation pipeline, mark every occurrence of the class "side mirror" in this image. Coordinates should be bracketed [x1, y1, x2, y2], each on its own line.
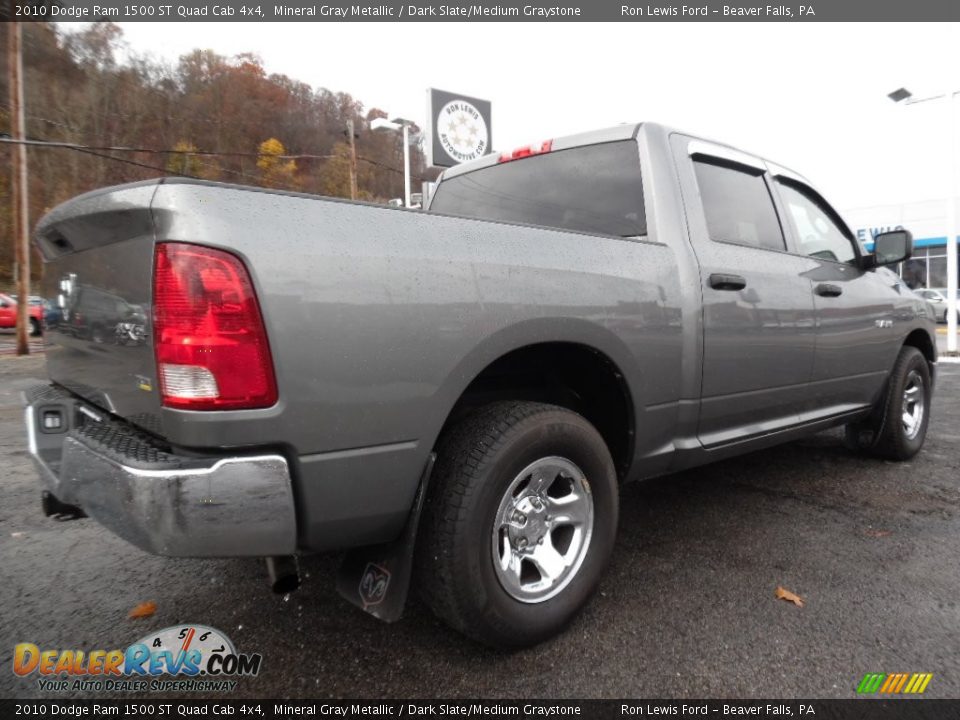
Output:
[872, 229, 913, 267]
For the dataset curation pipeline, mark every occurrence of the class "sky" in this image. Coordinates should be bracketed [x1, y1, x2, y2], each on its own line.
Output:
[71, 21, 960, 213]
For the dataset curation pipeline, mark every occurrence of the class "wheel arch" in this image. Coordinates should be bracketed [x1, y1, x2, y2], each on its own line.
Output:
[426, 319, 641, 480]
[902, 327, 936, 366]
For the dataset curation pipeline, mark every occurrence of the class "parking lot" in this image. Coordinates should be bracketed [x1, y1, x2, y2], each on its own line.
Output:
[1, 340, 958, 700]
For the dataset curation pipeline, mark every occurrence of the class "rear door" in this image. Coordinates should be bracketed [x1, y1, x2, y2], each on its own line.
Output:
[671, 136, 817, 447]
[770, 175, 901, 415]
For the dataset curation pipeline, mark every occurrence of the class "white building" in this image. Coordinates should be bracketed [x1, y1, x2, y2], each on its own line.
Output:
[842, 198, 959, 290]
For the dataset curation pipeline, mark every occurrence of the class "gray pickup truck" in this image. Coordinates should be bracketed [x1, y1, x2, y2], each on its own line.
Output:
[25, 123, 936, 647]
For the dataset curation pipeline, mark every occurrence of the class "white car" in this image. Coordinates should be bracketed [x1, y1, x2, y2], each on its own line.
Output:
[916, 288, 959, 323]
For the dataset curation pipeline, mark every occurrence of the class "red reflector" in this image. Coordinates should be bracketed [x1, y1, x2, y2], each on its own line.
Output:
[498, 139, 553, 163]
[153, 242, 277, 410]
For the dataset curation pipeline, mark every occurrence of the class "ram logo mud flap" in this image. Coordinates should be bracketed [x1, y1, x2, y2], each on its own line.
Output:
[358, 563, 391, 609]
[335, 453, 435, 623]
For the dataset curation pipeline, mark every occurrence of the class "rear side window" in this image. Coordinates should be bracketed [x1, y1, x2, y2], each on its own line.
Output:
[693, 158, 785, 251]
[429, 140, 645, 237]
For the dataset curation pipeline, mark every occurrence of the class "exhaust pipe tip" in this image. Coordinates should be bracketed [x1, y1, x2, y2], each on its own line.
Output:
[265, 555, 300, 594]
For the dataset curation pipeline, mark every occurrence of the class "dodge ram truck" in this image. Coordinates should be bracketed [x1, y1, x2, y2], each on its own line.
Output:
[24, 123, 937, 647]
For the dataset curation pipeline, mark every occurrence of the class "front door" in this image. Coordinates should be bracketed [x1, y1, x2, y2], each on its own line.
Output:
[771, 177, 902, 416]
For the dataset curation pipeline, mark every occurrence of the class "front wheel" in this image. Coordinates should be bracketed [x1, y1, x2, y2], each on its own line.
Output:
[845, 346, 932, 461]
[29, 318, 41, 337]
[417, 401, 618, 648]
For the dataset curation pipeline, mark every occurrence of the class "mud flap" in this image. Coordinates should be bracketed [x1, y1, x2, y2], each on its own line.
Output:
[335, 453, 435, 622]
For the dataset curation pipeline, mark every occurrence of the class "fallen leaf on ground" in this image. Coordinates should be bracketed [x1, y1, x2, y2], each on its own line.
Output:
[775, 586, 805, 608]
[11, 532, 24, 538]
[128, 601, 156, 619]
[864, 529, 892, 538]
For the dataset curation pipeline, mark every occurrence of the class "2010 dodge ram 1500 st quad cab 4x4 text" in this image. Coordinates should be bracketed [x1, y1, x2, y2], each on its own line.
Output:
[24, 123, 937, 647]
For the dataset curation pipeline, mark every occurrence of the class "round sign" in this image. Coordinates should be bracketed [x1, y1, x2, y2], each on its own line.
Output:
[437, 100, 489, 163]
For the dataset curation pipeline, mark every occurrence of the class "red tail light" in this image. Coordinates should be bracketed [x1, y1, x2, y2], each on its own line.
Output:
[153, 242, 277, 410]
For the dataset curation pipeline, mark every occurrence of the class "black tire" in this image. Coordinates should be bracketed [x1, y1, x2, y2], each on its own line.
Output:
[416, 401, 618, 648]
[845, 346, 931, 461]
[29, 318, 41, 337]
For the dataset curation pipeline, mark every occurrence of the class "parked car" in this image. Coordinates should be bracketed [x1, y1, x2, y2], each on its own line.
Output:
[0, 292, 44, 336]
[59, 285, 144, 344]
[916, 288, 959, 324]
[42, 298, 62, 329]
[24, 123, 937, 647]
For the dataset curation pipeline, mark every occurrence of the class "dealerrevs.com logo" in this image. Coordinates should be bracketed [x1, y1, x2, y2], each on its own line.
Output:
[13, 625, 261, 693]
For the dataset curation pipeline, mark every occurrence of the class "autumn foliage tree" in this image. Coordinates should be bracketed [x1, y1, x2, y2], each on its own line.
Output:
[0, 22, 434, 285]
[165, 141, 203, 177]
[256, 138, 299, 189]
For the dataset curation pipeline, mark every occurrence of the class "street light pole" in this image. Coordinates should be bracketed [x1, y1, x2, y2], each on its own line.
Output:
[947, 90, 958, 353]
[371, 116, 414, 208]
[401, 122, 411, 209]
[889, 87, 959, 354]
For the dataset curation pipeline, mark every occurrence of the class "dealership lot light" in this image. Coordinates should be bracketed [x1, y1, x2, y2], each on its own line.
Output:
[889, 86, 959, 353]
[372, 116, 415, 209]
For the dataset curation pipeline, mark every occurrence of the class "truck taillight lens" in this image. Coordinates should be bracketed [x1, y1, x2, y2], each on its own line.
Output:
[153, 242, 277, 410]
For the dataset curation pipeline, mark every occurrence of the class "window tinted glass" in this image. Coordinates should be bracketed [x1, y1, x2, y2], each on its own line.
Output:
[693, 159, 785, 251]
[776, 181, 856, 263]
[429, 140, 645, 237]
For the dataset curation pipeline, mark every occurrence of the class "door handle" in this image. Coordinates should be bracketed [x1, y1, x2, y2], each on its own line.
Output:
[709, 273, 747, 291]
[815, 283, 843, 297]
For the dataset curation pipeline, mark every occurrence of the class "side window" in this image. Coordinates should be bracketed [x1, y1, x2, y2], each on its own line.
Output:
[775, 180, 857, 264]
[693, 158, 786, 251]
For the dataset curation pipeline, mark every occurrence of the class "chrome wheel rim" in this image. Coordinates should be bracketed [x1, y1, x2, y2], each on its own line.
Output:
[902, 370, 925, 440]
[491, 456, 594, 604]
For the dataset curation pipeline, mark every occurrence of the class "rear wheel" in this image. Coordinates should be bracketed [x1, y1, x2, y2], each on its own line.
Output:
[844, 346, 931, 461]
[417, 401, 618, 648]
[29, 318, 41, 337]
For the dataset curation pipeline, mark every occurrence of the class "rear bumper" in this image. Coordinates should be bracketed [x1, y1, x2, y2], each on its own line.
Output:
[24, 384, 297, 557]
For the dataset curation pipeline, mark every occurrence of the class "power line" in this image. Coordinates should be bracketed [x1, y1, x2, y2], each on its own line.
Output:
[70, 146, 200, 179]
[0, 135, 427, 181]
[1, 136, 304, 193]
[0, 136, 334, 161]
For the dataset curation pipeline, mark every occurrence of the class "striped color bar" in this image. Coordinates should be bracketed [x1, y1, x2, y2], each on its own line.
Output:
[857, 673, 933, 694]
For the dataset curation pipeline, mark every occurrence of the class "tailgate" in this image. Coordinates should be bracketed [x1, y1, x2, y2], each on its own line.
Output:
[34, 181, 163, 433]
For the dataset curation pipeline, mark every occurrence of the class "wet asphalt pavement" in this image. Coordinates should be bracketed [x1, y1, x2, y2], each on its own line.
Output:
[1, 348, 958, 700]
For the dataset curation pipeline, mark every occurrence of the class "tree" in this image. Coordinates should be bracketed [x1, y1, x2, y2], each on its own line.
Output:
[319, 142, 353, 199]
[0, 22, 428, 285]
[256, 138, 298, 190]
[165, 140, 203, 177]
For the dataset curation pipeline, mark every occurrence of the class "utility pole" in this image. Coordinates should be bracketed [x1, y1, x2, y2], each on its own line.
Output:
[8, 19, 30, 356]
[345, 119, 358, 200]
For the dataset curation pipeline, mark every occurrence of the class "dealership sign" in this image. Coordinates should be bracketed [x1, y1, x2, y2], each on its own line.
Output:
[426, 88, 492, 168]
[842, 198, 958, 248]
